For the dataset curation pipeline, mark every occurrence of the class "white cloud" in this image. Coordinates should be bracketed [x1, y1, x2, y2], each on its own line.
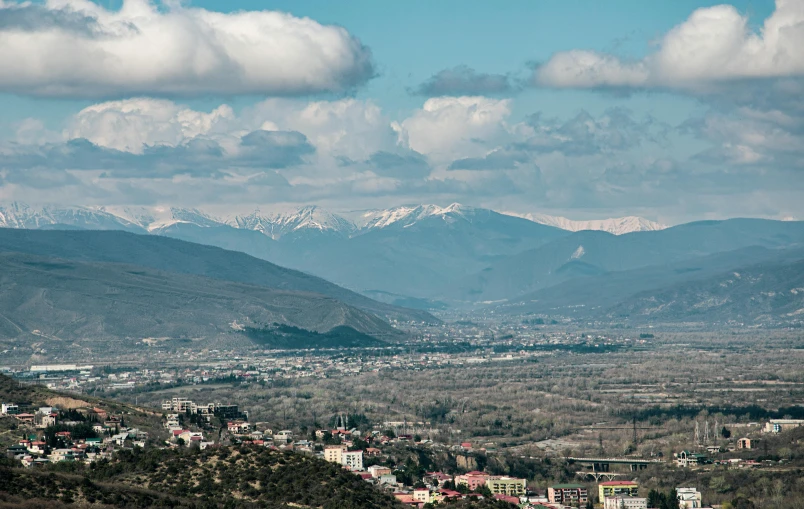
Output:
[0, 0, 374, 97]
[393, 96, 512, 163]
[247, 98, 396, 161]
[67, 98, 235, 153]
[535, 0, 804, 90]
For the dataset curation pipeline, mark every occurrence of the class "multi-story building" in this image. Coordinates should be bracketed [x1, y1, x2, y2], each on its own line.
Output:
[368, 465, 392, 478]
[486, 476, 526, 496]
[324, 445, 347, 464]
[677, 487, 702, 508]
[675, 451, 708, 467]
[604, 496, 647, 509]
[737, 437, 756, 449]
[413, 488, 431, 504]
[548, 484, 589, 504]
[599, 481, 639, 500]
[342, 450, 363, 471]
[455, 471, 490, 491]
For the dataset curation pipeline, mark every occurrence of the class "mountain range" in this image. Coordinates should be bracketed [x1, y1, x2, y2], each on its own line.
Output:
[2, 202, 804, 326]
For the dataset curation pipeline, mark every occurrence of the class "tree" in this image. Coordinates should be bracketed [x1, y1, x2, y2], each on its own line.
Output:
[721, 426, 731, 439]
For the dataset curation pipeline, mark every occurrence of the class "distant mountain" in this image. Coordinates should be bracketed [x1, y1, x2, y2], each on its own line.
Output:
[448, 219, 804, 304]
[491, 245, 804, 317]
[605, 257, 804, 324]
[235, 205, 357, 240]
[0, 229, 435, 323]
[0, 252, 396, 352]
[506, 212, 667, 235]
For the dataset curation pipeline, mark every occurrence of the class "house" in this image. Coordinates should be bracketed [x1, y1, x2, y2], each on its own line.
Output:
[49, 449, 75, 462]
[494, 494, 520, 505]
[737, 437, 756, 449]
[423, 471, 453, 486]
[413, 488, 431, 503]
[677, 487, 702, 508]
[675, 450, 708, 467]
[2, 403, 20, 415]
[548, 484, 588, 504]
[34, 412, 57, 429]
[368, 465, 392, 478]
[342, 450, 363, 471]
[379, 474, 398, 486]
[14, 413, 35, 424]
[762, 419, 804, 434]
[487, 476, 526, 496]
[227, 421, 251, 434]
[604, 496, 647, 509]
[275, 430, 293, 442]
[364, 447, 382, 457]
[599, 481, 639, 500]
[455, 471, 490, 491]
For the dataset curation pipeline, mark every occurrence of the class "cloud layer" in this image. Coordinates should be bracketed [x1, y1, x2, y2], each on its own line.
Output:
[534, 0, 804, 91]
[0, 0, 374, 97]
[412, 66, 515, 96]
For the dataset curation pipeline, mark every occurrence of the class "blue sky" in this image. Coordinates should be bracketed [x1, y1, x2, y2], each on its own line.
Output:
[0, 0, 800, 224]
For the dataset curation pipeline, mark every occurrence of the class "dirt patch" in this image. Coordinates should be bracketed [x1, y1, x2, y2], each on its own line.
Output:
[46, 396, 91, 409]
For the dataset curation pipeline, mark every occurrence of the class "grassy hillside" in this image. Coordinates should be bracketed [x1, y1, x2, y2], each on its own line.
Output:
[0, 252, 397, 354]
[0, 228, 435, 323]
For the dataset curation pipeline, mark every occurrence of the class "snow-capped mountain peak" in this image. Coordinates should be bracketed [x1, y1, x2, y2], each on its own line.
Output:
[355, 203, 475, 230]
[506, 212, 667, 235]
[235, 206, 356, 239]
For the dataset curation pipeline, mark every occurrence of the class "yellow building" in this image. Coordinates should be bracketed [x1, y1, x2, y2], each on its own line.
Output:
[324, 445, 347, 464]
[599, 481, 639, 501]
[487, 476, 526, 496]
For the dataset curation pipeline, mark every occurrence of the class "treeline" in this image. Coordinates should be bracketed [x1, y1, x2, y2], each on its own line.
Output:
[630, 404, 804, 422]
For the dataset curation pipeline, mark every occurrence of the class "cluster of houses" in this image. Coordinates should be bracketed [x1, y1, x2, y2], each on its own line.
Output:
[3, 403, 148, 468]
[545, 482, 705, 509]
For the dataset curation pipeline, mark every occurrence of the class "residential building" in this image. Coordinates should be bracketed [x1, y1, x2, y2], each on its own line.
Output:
[455, 471, 490, 491]
[1, 403, 19, 415]
[604, 496, 647, 509]
[737, 437, 756, 449]
[368, 465, 392, 478]
[413, 488, 431, 503]
[487, 476, 526, 496]
[763, 419, 804, 434]
[324, 445, 347, 464]
[342, 450, 363, 471]
[675, 450, 708, 467]
[599, 481, 639, 500]
[677, 487, 702, 509]
[548, 484, 589, 504]
[50, 449, 75, 462]
[275, 430, 293, 442]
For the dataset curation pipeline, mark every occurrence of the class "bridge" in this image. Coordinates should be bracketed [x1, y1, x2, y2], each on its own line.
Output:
[567, 457, 664, 473]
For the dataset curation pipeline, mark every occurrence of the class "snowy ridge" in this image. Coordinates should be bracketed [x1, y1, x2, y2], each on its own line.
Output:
[506, 212, 667, 235]
[0, 201, 666, 238]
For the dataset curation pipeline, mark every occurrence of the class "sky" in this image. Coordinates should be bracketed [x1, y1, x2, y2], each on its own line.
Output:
[0, 0, 802, 224]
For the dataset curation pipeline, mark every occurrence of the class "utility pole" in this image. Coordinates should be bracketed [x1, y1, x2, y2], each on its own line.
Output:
[633, 416, 638, 446]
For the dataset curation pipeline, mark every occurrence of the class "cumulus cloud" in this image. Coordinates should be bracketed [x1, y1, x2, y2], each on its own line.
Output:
[411, 66, 515, 97]
[534, 0, 804, 91]
[393, 96, 512, 162]
[0, 0, 374, 97]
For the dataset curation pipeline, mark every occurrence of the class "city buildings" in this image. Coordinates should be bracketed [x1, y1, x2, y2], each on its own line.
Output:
[763, 419, 804, 434]
[486, 476, 526, 496]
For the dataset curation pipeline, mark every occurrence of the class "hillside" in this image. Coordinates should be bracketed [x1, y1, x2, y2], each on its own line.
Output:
[0, 229, 435, 323]
[0, 252, 396, 355]
[493, 245, 804, 317]
[449, 219, 804, 304]
[605, 258, 804, 324]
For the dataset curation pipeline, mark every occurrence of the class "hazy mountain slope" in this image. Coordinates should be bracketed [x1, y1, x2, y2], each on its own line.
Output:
[493, 245, 804, 315]
[605, 257, 804, 324]
[450, 219, 804, 303]
[274, 206, 568, 298]
[0, 229, 435, 323]
[0, 252, 396, 351]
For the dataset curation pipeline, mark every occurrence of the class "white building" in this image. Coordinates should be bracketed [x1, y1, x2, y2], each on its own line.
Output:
[763, 419, 804, 434]
[275, 430, 293, 442]
[677, 487, 702, 509]
[604, 497, 647, 509]
[1, 403, 19, 415]
[342, 450, 364, 471]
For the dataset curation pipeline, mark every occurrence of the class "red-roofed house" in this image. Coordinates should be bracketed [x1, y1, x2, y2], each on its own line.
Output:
[494, 493, 520, 505]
